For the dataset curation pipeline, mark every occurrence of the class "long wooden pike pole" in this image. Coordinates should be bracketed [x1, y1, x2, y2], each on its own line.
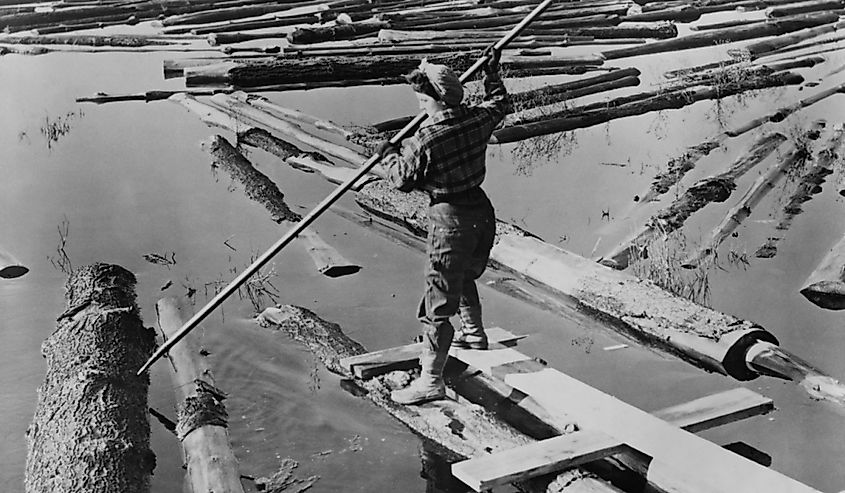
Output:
[138, 0, 557, 375]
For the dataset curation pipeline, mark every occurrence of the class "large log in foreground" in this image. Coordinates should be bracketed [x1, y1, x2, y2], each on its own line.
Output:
[352, 180, 845, 405]
[157, 297, 246, 493]
[25, 263, 157, 493]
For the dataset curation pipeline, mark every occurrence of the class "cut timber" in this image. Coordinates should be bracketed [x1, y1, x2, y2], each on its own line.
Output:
[464, 354, 821, 492]
[601, 12, 840, 59]
[239, 93, 352, 139]
[0, 33, 178, 47]
[756, 126, 845, 259]
[0, 247, 27, 278]
[203, 135, 360, 278]
[339, 327, 527, 379]
[25, 264, 156, 493]
[156, 297, 245, 493]
[800, 233, 845, 310]
[289, 20, 389, 44]
[682, 139, 812, 269]
[452, 430, 630, 492]
[602, 132, 787, 270]
[651, 387, 774, 433]
[257, 305, 623, 493]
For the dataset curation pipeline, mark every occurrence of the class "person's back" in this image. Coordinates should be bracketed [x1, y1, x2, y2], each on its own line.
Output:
[378, 51, 510, 405]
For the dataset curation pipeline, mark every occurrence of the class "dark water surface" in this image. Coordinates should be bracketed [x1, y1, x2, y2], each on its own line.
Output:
[2, 23, 845, 493]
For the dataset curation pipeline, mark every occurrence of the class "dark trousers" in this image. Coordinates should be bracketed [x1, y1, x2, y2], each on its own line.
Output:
[417, 190, 496, 358]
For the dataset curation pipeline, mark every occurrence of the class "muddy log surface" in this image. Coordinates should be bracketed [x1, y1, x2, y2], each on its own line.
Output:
[256, 305, 625, 493]
[25, 263, 157, 493]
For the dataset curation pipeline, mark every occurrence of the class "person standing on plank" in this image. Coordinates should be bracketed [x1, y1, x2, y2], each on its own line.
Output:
[376, 49, 510, 405]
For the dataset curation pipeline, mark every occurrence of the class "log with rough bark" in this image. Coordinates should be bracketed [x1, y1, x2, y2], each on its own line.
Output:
[160, 2, 322, 27]
[184, 51, 604, 88]
[164, 14, 319, 35]
[756, 126, 845, 259]
[731, 23, 837, 59]
[289, 20, 390, 44]
[767, 0, 845, 17]
[0, 247, 28, 278]
[621, 5, 702, 22]
[681, 136, 814, 269]
[0, 33, 183, 47]
[25, 263, 157, 493]
[493, 71, 803, 144]
[156, 297, 246, 492]
[256, 305, 626, 493]
[203, 134, 361, 278]
[756, 29, 845, 59]
[601, 12, 839, 59]
[602, 132, 788, 270]
[392, 12, 621, 31]
[801, 233, 845, 310]
[378, 26, 674, 42]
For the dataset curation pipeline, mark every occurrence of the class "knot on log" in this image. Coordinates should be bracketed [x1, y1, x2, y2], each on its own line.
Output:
[62, 263, 138, 318]
[176, 380, 229, 440]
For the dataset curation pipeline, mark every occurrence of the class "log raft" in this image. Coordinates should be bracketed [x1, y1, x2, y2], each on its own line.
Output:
[25, 263, 157, 493]
[156, 297, 246, 492]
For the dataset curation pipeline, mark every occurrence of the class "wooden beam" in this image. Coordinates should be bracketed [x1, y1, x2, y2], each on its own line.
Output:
[339, 327, 526, 379]
[652, 387, 774, 433]
[452, 430, 631, 491]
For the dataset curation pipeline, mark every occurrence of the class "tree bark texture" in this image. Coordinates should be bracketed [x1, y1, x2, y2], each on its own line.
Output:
[25, 263, 157, 493]
[601, 12, 840, 59]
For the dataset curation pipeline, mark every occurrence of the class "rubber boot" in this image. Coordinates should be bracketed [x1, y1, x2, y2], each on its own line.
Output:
[452, 304, 488, 350]
[391, 349, 447, 405]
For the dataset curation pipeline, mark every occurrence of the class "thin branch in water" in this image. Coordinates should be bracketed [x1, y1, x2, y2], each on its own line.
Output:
[47, 215, 73, 274]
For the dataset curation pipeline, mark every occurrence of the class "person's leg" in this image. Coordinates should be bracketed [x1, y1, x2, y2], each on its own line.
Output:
[453, 202, 496, 350]
[392, 216, 470, 405]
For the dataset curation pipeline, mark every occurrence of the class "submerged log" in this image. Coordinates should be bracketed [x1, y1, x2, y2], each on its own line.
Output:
[601, 12, 840, 59]
[0, 247, 28, 278]
[156, 297, 245, 493]
[25, 263, 157, 493]
[493, 71, 803, 144]
[756, 126, 844, 259]
[681, 135, 815, 269]
[602, 132, 787, 270]
[801, 233, 845, 310]
[203, 134, 361, 278]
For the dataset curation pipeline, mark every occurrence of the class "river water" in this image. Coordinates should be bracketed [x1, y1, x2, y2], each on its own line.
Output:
[2, 17, 845, 493]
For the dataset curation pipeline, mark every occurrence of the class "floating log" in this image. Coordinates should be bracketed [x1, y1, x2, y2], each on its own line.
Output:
[756, 29, 845, 59]
[185, 51, 604, 88]
[238, 127, 377, 190]
[208, 93, 369, 166]
[800, 233, 845, 310]
[203, 134, 361, 278]
[170, 14, 320, 36]
[77, 89, 223, 104]
[767, 0, 845, 17]
[156, 297, 245, 493]
[0, 247, 28, 278]
[160, 2, 322, 27]
[621, 5, 702, 22]
[288, 20, 390, 44]
[372, 67, 642, 132]
[602, 132, 787, 270]
[245, 93, 352, 139]
[756, 126, 844, 259]
[681, 136, 814, 269]
[691, 18, 762, 30]
[493, 71, 803, 144]
[392, 12, 621, 31]
[25, 263, 156, 493]
[208, 30, 288, 45]
[601, 12, 840, 59]
[732, 22, 837, 59]
[0, 33, 180, 47]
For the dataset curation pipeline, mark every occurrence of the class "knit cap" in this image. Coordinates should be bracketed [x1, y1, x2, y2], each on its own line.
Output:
[418, 59, 464, 106]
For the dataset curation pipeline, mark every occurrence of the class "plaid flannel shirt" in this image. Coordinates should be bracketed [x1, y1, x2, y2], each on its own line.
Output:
[382, 70, 510, 200]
